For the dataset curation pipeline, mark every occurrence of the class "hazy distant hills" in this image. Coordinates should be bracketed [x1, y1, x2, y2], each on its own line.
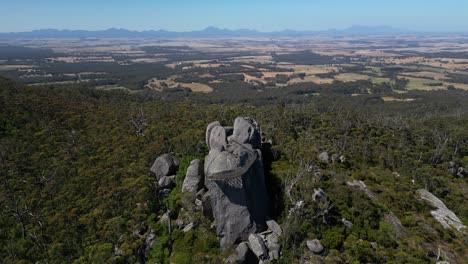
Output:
[0, 26, 424, 39]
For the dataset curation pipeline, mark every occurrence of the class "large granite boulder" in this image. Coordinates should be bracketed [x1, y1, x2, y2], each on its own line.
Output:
[204, 117, 270, 249]
[150, 153, 179, 180]
[182, 159, 204, 195]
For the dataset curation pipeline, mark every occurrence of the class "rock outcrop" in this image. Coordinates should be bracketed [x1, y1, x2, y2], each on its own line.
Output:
[204, 117, 270, 249]
[417, 189, 466, 232]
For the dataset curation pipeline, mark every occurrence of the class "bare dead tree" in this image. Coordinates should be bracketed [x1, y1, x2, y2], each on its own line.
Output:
[130, 108, 147, 137]
[5, 197, 28, 238]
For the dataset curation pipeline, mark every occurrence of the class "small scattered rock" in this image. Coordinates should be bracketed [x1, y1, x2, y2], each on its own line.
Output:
[318, 152, 330, 163]
[160, 212, 170, 223]
[342, 218, 354, 229]
[182, 223, 194, 233]
[370, 242, 378, 250]
[339, 155, 346, 163]
[331, 153, 340, 163]
[306, 239, 324, 254]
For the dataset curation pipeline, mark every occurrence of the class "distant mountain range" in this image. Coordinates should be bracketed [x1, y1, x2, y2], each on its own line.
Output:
[0, 26, 460, 39]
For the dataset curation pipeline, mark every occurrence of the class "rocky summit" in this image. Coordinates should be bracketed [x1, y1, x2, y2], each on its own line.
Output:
[204, 117, 270, 249]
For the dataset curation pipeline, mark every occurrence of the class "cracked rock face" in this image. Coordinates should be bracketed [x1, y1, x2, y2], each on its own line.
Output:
[417, 189, 466, 232]
[204, 117, 270, 249]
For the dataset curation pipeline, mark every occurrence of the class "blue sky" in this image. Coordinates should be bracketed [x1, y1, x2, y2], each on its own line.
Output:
[1, 0, 467, 32]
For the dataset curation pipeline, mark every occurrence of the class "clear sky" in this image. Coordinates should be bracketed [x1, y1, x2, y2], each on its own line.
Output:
[1, 0, 467, 32]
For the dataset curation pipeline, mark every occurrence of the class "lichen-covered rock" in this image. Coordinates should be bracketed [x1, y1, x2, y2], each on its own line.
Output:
[306, 239, 324, 254]
[150, 153, 179, 180]
[182, 159, 204, 195]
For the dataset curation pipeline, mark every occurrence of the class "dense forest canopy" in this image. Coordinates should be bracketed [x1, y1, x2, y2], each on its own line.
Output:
[0, 76, 467, 263]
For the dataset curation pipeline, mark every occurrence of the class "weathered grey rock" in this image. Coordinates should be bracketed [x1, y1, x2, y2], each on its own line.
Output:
[266, 233, 279, 245]
[436, 262, 450, 264]
[158, 175, 176, 189]
[268, 250, 280, 260]
[383, 212, 407, 238]
[232, 117, 261, 149]
[205, 117, 270, 249]
[266, 218, 282, 236]
[150, 153, 179, 180]
[248, 234, 268, 260]
[417, 189, 466, 232]
[226, 242, 255, 264]
[306, 239, 324, 254]
[342, 218, 354, 229]
[182, 223, 194, 233]
[206, 121, 221, 148]
[182, 159, 204, 194]
[318, 152, 330, 163]
[196, 188, 206, 200]
[210, 125, 228, 151]
[370, 242, 378, 250]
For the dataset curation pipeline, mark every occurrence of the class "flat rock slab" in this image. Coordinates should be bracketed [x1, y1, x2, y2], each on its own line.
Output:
[418, 189, 466, 232]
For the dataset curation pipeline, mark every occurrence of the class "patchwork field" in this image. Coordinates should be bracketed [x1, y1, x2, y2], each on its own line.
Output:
[1, 34, 468, 92]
